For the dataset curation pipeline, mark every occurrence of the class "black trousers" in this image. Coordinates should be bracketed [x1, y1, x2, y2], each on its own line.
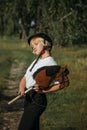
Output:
[18, 90, 47, 130]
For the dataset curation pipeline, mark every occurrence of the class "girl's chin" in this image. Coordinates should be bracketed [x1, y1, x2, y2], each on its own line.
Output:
[34, 52, 40, 55]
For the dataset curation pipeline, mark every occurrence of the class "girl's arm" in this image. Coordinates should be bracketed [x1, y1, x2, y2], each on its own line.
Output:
[18, 76, 26, 96]
[35, 84, 61, 93]
[42, 84, 60, 93]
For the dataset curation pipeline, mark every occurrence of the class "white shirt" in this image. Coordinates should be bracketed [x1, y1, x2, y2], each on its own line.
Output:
[25, 56, 57, 88]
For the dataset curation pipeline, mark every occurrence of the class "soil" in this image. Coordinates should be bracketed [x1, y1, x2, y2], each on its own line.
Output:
[0, 60, 26, 130]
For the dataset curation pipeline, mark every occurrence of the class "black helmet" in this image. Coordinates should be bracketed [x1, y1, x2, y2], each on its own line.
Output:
[28, 33, 53, 50]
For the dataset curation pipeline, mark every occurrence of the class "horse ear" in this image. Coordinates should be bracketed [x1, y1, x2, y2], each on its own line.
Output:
[64, 67, 69, 75]
[55, 66, 70, 89]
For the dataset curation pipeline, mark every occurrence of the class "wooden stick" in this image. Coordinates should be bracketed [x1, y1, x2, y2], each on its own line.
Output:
[8, 87, 33, 105]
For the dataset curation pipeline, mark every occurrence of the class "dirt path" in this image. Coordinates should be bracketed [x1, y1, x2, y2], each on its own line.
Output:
[0, 60, 26, 130]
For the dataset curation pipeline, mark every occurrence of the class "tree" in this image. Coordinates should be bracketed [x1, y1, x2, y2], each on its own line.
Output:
[0, 0, 86, 45]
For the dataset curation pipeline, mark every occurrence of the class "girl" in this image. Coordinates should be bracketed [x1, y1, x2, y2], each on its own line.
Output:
[18, 33, 60, 130]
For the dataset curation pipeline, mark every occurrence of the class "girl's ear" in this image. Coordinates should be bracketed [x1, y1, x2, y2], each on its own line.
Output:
[43, 42, 48, 50]
[44, 41, 49, 46]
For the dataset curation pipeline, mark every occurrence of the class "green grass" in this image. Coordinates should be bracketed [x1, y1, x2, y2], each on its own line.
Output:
[0, 38, 35, 93]
[41, 46, 87, 130]
[0, 50, 12, 92]
[0, 38, 87, 130]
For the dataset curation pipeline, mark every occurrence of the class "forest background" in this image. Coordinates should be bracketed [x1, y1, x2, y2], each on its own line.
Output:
[0, 0, 86, 46]
[0, 0, 87, 130]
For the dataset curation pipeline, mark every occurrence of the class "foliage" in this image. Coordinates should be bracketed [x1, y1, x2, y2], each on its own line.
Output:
[0, 38, 35, 93]
[0, 51, 12, 93]
[0, 0, 86, 45]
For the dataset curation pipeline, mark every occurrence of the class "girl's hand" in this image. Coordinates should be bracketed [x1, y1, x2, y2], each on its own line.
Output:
[18, 87, 25, 96]
[34, 84, 43, 93]
[34, 83, 49, 93]
[34, 84, 40, 91]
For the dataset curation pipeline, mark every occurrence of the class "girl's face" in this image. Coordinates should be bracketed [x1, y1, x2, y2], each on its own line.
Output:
[30, 37, 44, 55]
